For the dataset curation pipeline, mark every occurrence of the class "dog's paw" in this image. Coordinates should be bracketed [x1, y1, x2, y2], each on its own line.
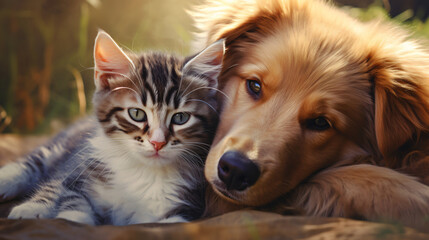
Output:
[292, 165, 429, 226]
[8, 202, 52, 219]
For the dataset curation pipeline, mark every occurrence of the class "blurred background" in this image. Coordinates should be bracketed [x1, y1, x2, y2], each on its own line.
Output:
[0, 0, 429, 136]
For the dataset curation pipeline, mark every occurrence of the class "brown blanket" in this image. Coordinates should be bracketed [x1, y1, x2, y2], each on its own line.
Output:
[1, 211, 428, 240]
[1, 134, 428, 239]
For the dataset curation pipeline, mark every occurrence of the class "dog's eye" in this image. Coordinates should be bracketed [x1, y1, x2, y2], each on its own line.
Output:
[247, 79, 262, 98]
[306, 117, 331, 131]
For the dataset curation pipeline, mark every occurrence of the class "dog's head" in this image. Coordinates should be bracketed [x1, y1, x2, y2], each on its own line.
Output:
[194, 0, 429, 206]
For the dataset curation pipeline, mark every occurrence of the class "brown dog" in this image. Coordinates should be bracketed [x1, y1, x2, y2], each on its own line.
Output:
[192, 0, 429, 227]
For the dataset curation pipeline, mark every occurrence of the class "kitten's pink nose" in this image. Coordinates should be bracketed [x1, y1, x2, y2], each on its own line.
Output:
[150, 140, 166, 151]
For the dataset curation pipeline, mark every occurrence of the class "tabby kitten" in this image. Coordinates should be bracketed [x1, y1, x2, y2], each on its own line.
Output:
[0, 31, 224, 225]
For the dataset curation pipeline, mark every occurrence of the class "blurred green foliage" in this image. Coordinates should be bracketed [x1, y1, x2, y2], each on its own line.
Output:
[1, 0, 429, 135]
[346, 1, 429, 39]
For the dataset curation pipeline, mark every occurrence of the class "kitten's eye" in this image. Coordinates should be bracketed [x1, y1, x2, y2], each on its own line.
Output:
[247, 79, 262, 98]
[128, 108, 146, 122]
[306, 117, 331, 131]
[172, 112, 190, 125]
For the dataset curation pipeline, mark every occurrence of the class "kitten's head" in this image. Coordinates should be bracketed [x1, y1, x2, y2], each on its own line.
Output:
[92, 31, 224, 167]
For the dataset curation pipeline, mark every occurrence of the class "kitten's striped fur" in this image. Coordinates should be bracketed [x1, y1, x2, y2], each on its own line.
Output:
[1, 31, 224, 225]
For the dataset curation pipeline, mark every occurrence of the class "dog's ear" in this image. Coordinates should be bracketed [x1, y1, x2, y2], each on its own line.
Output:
[191, 0, 279, 49]
[368, 43, 429, 166]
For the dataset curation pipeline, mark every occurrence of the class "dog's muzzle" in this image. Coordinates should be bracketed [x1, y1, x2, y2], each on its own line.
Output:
[217, 151, 260, 191]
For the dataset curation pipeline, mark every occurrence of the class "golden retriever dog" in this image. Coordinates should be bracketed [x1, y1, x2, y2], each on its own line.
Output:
[191, 0, 429, 227]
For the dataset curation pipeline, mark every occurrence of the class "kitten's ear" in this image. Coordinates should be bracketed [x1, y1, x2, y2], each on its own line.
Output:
[183, 39, 225, 88]
[94, 30, 134, 90]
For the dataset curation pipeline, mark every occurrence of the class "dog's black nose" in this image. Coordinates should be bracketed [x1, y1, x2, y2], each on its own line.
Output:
[217, 151, 260, 191]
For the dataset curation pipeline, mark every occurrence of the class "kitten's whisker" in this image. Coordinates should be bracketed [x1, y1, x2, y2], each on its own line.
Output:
[186, 146, 210, 153]
[179, 149, 204, 165]
[177, 154, 195, 167]
[183, 142, 211, 151]
[130, 64, 144, 91]
[177, 155, 199, 174]
[184, 141, 211, 147]
[179, 69, 215, 96]
[178, 149, 199, 160]
[66, 158, 97, 188]
[100, 70, 140, 91]
[178, 69, 198, 98]
[179, 80, 195, 99]
[82, 160, 105, 186]
[182, 86, 230, 101]
[178, 62, 198, 99]
[177, 74, 185, 100]
[186, 99, 218, 115]
[59, 145, 92, 181]
[120, 44, 134, 55]
[110, 87, 140, 97]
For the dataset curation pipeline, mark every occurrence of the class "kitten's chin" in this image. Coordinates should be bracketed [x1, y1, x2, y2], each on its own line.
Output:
[131, 152, 178, 168]
[142, 157, 177, 168]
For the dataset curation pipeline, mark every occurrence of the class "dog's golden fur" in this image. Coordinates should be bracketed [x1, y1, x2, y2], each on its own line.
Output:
[192, 0, 429, 227]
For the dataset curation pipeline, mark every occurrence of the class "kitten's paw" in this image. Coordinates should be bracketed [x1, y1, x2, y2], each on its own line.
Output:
[8, 202, 51, 219]
[56, 210, 95, 225]
[0, 162, 31, 201]
[159, 215, 187, 223]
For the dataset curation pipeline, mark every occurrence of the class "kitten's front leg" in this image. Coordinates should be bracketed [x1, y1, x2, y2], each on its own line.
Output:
[8, 201, 54, 219]
[55, 191, 97, 225]
[0, 157, 43, 201]
[0, 140, 69, 201]
[0, 119, 95, 201]
[8, 180, 63, 219]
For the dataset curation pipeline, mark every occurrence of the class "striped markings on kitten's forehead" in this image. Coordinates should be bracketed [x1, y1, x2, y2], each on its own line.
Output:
[138, 38, 225, 109]
[138, 53, 183, 108]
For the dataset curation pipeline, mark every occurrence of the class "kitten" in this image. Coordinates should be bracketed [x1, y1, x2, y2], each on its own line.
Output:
[0, 31, 224, 225]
